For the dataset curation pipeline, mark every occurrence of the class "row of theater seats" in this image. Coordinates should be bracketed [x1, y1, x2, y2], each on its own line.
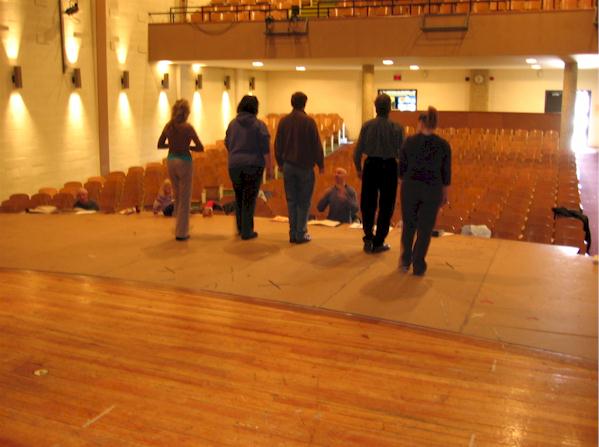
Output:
[1, 125, 587, 252]
[0, 165, 167, 214]
[0, 112, 346, 214]
[184, 0, 592, 23]
[255, 127, 587, 253]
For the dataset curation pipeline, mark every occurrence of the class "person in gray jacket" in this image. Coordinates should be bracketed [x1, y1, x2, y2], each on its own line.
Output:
[225, 95, 272, 240]
[354, 94, 404, 253]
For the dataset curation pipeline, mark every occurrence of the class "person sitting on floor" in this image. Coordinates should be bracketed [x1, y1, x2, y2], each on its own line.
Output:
[316, 167, 359, 223]
[153, 179, 174, 216]
[74, 188, 99, 211]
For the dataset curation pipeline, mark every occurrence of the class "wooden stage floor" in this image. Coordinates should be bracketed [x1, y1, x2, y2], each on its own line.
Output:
[0, 269, 596, 446]
[0, 213, 596, 361]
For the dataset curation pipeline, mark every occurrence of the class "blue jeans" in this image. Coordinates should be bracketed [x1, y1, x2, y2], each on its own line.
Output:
[283, 163, 315, 240]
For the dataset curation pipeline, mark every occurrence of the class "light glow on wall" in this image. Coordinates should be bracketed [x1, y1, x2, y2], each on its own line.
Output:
[221, 91, 231, 132]
[118, 92, 132, 125]
[157, 60, 172, 75]
[192, 91, 203, 130]
[8, 92, 28, 125]
[117, 45, 128, 66]
[192, 63, 205, 73]
[3, 35, 20, 60]
[66, 36, 80, 64]
[68, 92, 83, 123]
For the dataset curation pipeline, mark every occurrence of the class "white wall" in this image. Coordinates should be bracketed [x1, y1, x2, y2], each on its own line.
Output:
[264, 70, 362, 139]
[0, 0, 100, 198]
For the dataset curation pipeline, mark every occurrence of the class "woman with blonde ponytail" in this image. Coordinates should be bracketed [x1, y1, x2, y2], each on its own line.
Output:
[398, 106, 452, 276]
[157, 99, 204, 241]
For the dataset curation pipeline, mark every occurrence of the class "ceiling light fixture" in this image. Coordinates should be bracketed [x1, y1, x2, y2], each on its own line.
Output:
[409, 65, 420, 71]
[531, 64, 542, 70]
[296, 66, 306, 71]
[252, 61, 264, 67]
[382, 59, 394, 66]
[525, 58, 537, 64]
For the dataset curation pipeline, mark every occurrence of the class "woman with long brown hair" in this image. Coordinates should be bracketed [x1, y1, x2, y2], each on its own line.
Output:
[399, 106, 452, 276]
[157, 99, 203, 241]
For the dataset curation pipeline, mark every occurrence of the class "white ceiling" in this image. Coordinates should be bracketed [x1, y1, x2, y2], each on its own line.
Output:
[177, 54, 599, 71]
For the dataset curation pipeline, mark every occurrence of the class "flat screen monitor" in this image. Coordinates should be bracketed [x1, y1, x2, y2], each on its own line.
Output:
[377, 89, 417, 111]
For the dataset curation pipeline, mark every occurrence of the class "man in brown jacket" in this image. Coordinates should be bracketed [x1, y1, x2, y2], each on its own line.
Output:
[275, 92, 324, 243]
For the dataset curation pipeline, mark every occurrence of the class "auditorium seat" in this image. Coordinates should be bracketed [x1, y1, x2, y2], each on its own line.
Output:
[120, 167, 145, 210]
[84, 181, 103, 205]
[106, 171, 127, 183]
[39, 187, 58, 197]
[99, 179, 125, 213]
[29, 193, 52, 208]
[51, 192, 75, 210]
[143, 166, 166, 210]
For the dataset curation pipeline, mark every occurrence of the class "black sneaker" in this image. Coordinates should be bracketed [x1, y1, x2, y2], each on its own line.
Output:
[296, 234, 312, 244]
[363, 240, 373, 253]
[176, 235, 190, 241]
[372, 243, 391, 253]
[241, 231, 258, 240]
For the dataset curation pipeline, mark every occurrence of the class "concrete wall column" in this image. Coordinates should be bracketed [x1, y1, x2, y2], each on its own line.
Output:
[560, 60, 578, 152]
[362, 64, 375, 123]
[95, 0, 110, 175]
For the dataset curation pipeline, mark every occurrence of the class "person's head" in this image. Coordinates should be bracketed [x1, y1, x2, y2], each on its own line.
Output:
[375, 94, 391, 117]
[334, 167, 347, 186]
[77, 188, 89, 203]
[237, 95, 259, 115]
[171, 99, 190, 124]
[418, 106, 439, 132]
[291, 92, 308, 110]
[161, 179, 172, 196]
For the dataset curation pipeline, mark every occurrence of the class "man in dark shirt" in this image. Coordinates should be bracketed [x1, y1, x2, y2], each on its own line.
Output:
[73, 188, 99, 211]
[354, 94, 404, 253]
[316, 167, 359, 223]
[399, 108, 451, 276]
[275, 92, 324, 244]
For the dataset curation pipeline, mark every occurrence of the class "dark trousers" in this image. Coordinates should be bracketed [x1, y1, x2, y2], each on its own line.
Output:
[283, 162, 315, 240]
[229, 166, 264, 238]
[361, 157, 398, 247]
[400, 180, 442, 273]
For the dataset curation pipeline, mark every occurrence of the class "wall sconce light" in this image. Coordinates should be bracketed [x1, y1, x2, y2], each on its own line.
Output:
[223, 75, 230, 90]
[121, 70, 129, 89]
[12, 66, 22, 88]
[72, 68, 82, 88]
[195, 74, 203, 90]
[161, 73, 169, 89]
[249, 77, 255, 91]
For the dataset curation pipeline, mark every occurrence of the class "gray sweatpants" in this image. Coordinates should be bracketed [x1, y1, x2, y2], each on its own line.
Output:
[167, 158, 193, 239]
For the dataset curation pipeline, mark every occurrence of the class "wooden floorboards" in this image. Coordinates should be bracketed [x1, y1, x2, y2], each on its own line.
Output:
[0, 269, 596, 446]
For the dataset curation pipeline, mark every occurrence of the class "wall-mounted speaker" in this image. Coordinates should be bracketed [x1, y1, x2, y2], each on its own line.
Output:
[121, 70, 129, 89]
[72, 68, 82, 88]
[195, 74, 203, 90]
[12, 66, 22, 88]
[224, 75, 231, 90]
[161, 73, 169, 89]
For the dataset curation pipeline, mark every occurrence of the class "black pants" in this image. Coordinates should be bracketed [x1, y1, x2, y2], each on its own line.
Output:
[400, 180, 442, 273]
[361, 157, 398, 247]
[229, 166, 263, 238]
